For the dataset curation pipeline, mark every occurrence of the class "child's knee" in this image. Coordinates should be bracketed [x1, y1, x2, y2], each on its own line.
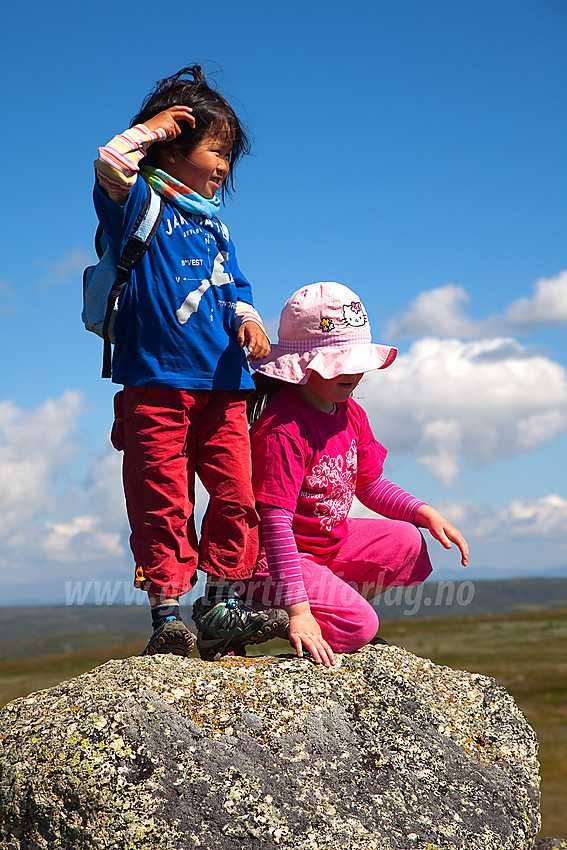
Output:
[387, 522, 429, 571]
[323, 599, 378, 654]
[353, 605, 380, 650]
[399, 524, 432, 583]
[404, 522, 426, 558]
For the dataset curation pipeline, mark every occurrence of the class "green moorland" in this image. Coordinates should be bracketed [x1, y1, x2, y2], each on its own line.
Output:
[0, 604, 566, 838]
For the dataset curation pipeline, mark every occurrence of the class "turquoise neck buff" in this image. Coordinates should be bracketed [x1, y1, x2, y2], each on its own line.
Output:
[142, 167, 222, 219]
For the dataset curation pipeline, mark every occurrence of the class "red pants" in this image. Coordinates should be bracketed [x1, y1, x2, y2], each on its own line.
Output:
[112, 386, 259, 598]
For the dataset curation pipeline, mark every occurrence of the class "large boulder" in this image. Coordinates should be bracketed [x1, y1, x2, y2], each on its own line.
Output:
[0, 645, 540, 849]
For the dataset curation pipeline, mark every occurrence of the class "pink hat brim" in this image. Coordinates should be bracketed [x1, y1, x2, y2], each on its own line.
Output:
[252, 342, 397, 384]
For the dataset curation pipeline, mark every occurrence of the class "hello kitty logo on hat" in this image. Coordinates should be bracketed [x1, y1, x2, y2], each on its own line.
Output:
[253, 282, 397, 384]
[342, 301, 366, 327]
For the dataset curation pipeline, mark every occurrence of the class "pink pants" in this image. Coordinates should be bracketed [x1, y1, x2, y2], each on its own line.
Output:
[112, 386, 259, 598]
[244, 517, 432, 653]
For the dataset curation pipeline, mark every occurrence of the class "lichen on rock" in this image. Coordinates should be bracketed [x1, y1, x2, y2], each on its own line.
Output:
[0, 645, 541, 849]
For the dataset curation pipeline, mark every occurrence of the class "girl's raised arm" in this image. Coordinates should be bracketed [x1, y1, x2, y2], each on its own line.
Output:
[142, 106, 195, 139]
[95, 108, 195, 203]
[413, 504, 469, 566]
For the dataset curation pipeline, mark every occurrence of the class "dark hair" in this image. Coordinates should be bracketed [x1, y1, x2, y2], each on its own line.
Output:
[131, 65, 250, 197]
[247, 373, 289, 424]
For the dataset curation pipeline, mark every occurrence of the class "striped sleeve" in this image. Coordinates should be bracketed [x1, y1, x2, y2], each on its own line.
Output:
[95, 124, 166, 202]
[233, 302, 267, 335]
[356, 476, 425, 523]
[258, 502, 308, 605]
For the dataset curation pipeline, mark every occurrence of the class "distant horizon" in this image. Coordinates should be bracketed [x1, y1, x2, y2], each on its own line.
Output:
[4, 568, 567, 608]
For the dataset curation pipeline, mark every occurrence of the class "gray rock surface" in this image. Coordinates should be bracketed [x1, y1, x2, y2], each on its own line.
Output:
[0, 645, 541, 849]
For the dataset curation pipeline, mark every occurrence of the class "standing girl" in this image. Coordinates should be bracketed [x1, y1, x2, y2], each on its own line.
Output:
[93, 65, 288, 658]
[246, 282, 469, 667]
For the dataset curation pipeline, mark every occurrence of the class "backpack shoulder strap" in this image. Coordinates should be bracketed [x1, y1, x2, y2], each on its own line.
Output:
[94, 225, 105, 259]
[101, 183, 164, 378]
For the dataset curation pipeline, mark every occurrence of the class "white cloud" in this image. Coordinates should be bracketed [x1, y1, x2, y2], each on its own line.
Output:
[358, 337, 567, 484]
[43, 515, 124, 562]
[385, 284, 477, 339]
[0, 393, 129, 578]
[36, 247, 93, 287]
[385, 270, 567, 339]
[473, 494, 567, 539]
[0, 391, 85, 537]
[504, 271, 567, 329]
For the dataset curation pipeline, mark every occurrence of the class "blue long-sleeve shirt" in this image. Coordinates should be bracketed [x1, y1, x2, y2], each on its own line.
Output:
[93, 174, 256, 390]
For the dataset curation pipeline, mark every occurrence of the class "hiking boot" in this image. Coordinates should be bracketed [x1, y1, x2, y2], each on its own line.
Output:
[368, 633, 389, 646]
[192, 597, 289, 661]
[141, 618, 195, 657]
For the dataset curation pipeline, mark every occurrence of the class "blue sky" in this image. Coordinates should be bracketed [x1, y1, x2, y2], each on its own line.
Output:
[1, 0, 566, 604]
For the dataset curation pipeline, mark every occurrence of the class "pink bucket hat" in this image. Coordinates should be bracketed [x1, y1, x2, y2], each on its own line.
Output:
[253, 282, 397, 384]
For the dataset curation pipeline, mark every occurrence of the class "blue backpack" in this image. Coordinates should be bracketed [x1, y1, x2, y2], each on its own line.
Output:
[82, 182, 164, 377]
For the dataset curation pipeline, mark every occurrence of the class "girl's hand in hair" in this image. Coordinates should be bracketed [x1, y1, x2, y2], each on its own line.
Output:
[143, 106, 195, 139]
[414, 504, 469, 567]
[238, 321, 271, 362]
[286, 602, 336, 667]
